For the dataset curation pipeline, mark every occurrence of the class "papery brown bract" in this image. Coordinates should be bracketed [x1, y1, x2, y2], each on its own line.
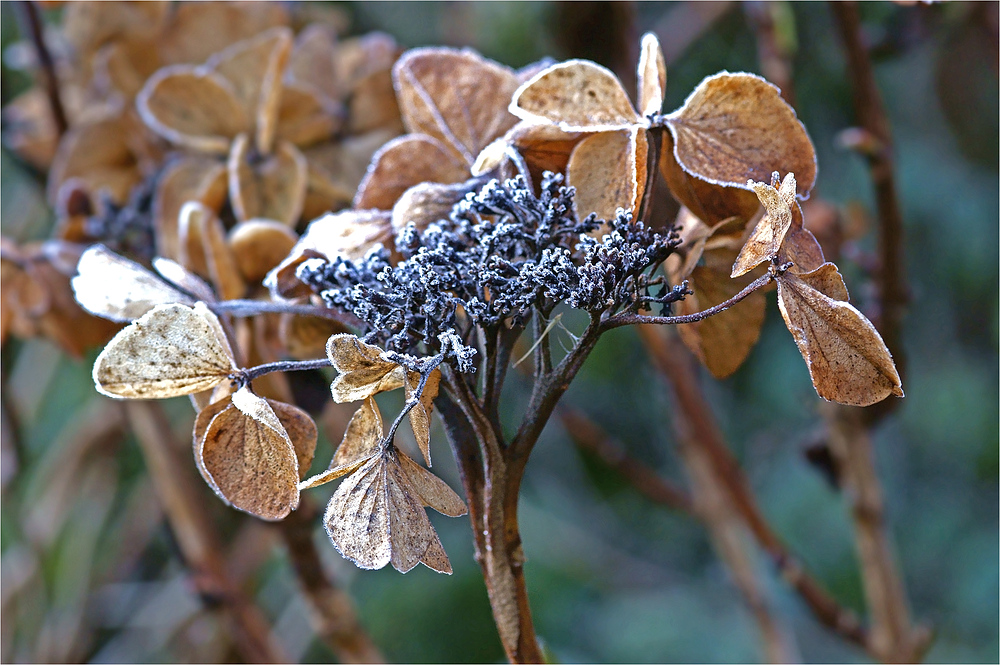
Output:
[326, 334, 404, 403]
[228, 134, 308, 226]
[153, 156, 229, 261]
[192, 387, 316, 520]
[776, 265, 903, 407]
[404, 369, 441, 467]
[665, 72, 817, 194]
[565, 128, 647, 223]
[228, 220, 299, 283]
[92, 302, 237, 399]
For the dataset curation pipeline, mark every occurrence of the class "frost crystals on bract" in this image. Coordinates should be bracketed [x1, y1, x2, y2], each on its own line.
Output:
[93, 302, 236, 399]
[193, 386, 316, 520]
[301, 398, 466, 574]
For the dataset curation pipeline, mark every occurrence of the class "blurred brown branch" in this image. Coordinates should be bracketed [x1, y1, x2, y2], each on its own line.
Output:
[125, 402, 288, 664]
[13, 1, 68, 136]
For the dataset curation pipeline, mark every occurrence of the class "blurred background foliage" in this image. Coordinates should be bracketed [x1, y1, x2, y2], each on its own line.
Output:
[1, 1, 997, 663]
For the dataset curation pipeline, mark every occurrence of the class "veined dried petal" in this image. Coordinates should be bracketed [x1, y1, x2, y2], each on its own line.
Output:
[326, 334, 404, 403]
[228, 135, 308, 225]
[299, 397, 382, 490]
[229, 220, 298, 283]
[72, 245, 194, 322]
[394, 47, 519, 166]
[157, 1, 289, 66]
[567, 127, 647, 223]
[153, 155, 228, 262]
[665, 72, 817, 194]
[403, 369, 441, 466]
[511, 60, 642, 131]
[777, 269, 903, 407]
[93, 302, 237, 399]
[196, 386, 301, 520]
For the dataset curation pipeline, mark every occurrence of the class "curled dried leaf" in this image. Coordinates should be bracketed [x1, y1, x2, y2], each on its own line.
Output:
[72, 244, 194, 322]
[732, 172, 797, 278]
[777, 266, 903, 407]
[511, 60, 641, 131]
[196, 386, 301, 520]
[665, 72, 817, 194]
[404, 369, 441, 466]
[326, 334, 404, 403]
[299, 397, 382, 490]
[93, 302, 236, 399]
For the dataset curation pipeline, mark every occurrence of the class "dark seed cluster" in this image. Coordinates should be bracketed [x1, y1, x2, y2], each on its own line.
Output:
[297, 173, 680, 369]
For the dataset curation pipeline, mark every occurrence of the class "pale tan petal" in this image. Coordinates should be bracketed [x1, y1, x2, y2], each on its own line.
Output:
[567, 127, 647, 223]
[228, 135, 308, 225]
[152, 257, 217, 303]
[636, 32, 666, 117]
[326, 334, 404, 403]
[152, 155, 228, 262]
[72, 244, 194, 322]
[403, 369, 441, 466]
[323, 455, 391, 569]
[394, 47, 519, 165]
[391, 177, 487, 233]
[228, 220, 298, 283]
[353, 134, 468, 211]
[398, 451, 466, 517]
[93, 303, 236, 399]
[157, 1, 289, 66]
[197, 386, 300, 520]
[299, 397, 381, 490]
[511, 60, 641, 131]
[731, 172, 796, 277]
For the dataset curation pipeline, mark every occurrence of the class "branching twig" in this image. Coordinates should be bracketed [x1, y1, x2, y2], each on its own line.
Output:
[278, 497, 384, 663]
[124, 402, 288, 664]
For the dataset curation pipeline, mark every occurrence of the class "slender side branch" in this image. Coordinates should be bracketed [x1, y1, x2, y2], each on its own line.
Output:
[124, 402, 287, 664]
[603, 271, 774, 330]
[212, 299, 363, 328]
[236, 358, 332, 386]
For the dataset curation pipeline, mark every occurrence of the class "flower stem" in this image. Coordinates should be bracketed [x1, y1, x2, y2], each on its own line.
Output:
[236, 358, 333, 387]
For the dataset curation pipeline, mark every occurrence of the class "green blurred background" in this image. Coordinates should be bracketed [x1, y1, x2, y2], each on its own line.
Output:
[2, 2, 997, 662]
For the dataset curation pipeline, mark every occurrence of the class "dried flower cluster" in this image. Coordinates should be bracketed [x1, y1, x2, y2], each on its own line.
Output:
[2, 7, 903, 656]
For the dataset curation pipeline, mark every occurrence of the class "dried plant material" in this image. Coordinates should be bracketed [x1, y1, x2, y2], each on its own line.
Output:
[404, 369, 441, 466]
[326, 334, 404, 403]
[228, 134, 308, 225]
[312, 399, 463, 574]
[153, 156, 228, 261]
[659, 133, 761, 225]
[665, 72, 817, 194]
[392, 177, 487, 232]
[676, 220, 767, 378]
[197, 386, 301, 520]
[275, 84, 341, 148]
[303, 130, 396, 219]
[200, 208, 247, 301]
[264, 209, 393, 299]
[346, 67, 404, 136]
[567, 127, 647, 222]
[207, 27, 293, 154]
[93, 302, 237, 399]
[157, 1, 289, 66]
[287, 25, 339, 102]
[268, 398, 318, 480]
[506, 121, 588, 184]
[299, 397, 382, 489]
[779, 203, 826, 274]
[1, 88, 61, 170]
[777, 268, 903, 407]
[394, 48, 519, 165]
[72, 245, 194, 322]
[511, 60, 641, 131]
[151, 257, 216, 303]
[47, 113, 141, 206]
[2, 240, 120, 356]
[280, 313, 346, 360]
[229, 220, 298, 283]
[137, 66, 249, 154]
[62, 1, 168, 58]
[793, 261, 849, 302]
[397, 451, 466, 518]
[636, 32, 666, 117]
[732, 172, 797, 278]
[178, 201, 215, 278]
[354, 135, 467, 211]
[93, 36, 163, 99]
